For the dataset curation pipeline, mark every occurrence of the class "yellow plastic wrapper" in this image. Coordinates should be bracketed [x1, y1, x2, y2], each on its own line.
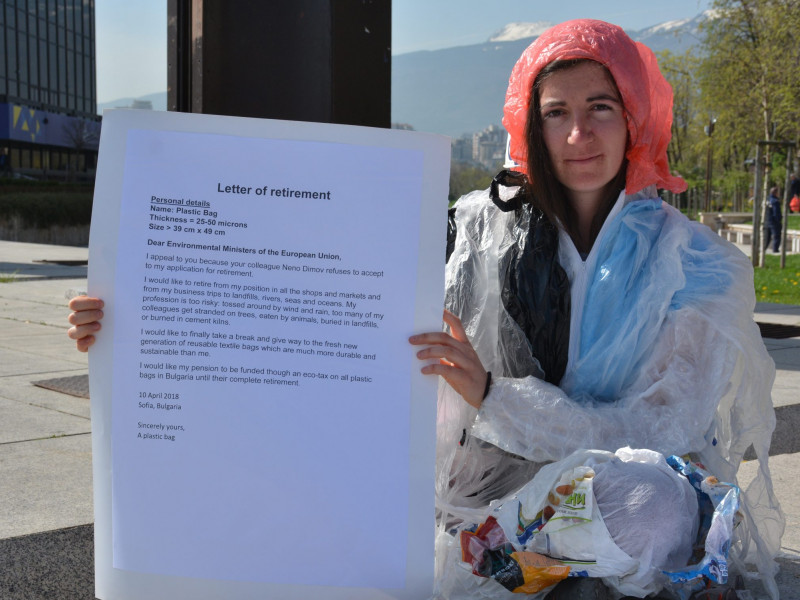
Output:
[510, 552, 570, 594]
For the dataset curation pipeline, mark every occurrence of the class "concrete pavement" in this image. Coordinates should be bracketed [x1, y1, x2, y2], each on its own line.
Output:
[1, 239, 799, 599]
[1, 241, 93, 598]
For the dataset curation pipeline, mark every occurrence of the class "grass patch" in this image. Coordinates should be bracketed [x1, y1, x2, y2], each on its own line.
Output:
[742, 215, 800, 229]
[754, 254, 800, 304]
[0, 271, 18, 283]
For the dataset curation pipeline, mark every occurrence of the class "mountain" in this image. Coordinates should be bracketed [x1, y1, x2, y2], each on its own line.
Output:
[633, 14, 708, 55]
[96, 13, 709, 138]
[97, 90, 167, 114]
[488, 22, 553, 42]
[392, 12, 710, 138]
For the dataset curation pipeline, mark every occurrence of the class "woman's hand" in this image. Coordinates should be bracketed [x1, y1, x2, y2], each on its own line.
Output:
[409, 309, 488, 409]
[67, 296, 104, 352]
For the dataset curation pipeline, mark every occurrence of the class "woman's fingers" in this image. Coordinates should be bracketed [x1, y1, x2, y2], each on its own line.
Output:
[410, 310, 487, 409]
[408, 310, 470, 349]
[68, 296, 103, 312]
[408, 331, 455, 346]
[68, 322, 101, 340]
[420, 363, 473, 391]
[423, 360, 486, 409]
[443, 309, 468, 342]
[414, 343, 473, 369]
[68, 308, 104, 326]
[74, 334, 96, 352]
[68, 323, 99, 352]
[67, 296, 104, 351]
[410, 325, 474, 370]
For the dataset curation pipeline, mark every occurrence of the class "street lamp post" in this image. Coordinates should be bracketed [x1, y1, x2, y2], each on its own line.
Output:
[704, 117, 716, 213]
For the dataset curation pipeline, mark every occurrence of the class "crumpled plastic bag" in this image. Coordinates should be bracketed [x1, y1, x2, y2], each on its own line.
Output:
[592, 457, 698, 572]
[437, 448, 740, 599]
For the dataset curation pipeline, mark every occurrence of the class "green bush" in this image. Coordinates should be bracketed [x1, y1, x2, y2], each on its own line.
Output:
[449, 162, 495, 204]
[0, 190, 93, 229]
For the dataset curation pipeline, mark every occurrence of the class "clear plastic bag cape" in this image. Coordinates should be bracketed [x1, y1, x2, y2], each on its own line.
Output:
[435, 187, 784, 599]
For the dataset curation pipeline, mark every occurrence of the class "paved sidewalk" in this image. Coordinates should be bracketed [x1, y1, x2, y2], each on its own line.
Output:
[1, 239, 799, 599]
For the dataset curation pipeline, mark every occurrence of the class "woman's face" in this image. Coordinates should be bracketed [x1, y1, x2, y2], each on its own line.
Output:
[538, 61, 627, 210]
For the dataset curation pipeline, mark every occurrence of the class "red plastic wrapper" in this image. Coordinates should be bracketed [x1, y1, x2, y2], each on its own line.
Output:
[460, 516, 510, 575]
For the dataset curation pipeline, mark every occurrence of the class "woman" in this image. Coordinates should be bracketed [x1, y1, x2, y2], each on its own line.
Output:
[409, 19, 782, 599]
[71, 19, 782, 599]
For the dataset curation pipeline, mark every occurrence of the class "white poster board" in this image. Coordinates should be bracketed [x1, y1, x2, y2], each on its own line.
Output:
[88, 109, 449, 599]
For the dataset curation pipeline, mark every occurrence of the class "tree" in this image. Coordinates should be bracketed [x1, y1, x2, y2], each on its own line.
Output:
[699, 0, 800, 174]
[62, 118, 100, 181]
[658, 49, 704, 176]
[449, 162, 494, 204]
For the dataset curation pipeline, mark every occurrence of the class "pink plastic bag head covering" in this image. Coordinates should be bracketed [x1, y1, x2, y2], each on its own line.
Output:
[503, 19, 687, 194]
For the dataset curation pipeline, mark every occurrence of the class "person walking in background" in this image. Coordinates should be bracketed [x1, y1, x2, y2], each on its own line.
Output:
[764, 186, 782, 252]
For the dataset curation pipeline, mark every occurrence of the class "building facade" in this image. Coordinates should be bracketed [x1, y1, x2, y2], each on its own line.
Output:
[451, 124, 507, 171]
[0, 0, 100, 179]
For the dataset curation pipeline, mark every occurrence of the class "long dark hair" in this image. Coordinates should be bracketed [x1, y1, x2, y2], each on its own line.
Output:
[524, 58, 627, 253]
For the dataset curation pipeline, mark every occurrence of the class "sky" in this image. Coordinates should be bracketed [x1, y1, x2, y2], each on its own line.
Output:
[95, 0, 711, 104]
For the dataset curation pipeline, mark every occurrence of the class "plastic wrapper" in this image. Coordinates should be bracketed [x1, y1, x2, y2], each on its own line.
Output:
[663, 455, 742, 593]
[460, 516, 570, 594]
[435, 185, 784, 599]
[439, 449, 740, 598]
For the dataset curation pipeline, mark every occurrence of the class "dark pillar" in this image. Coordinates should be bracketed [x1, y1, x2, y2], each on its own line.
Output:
[167, 0, 391, 128]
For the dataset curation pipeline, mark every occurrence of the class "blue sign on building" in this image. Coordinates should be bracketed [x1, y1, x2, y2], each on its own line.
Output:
[2, 104, 100, 151]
